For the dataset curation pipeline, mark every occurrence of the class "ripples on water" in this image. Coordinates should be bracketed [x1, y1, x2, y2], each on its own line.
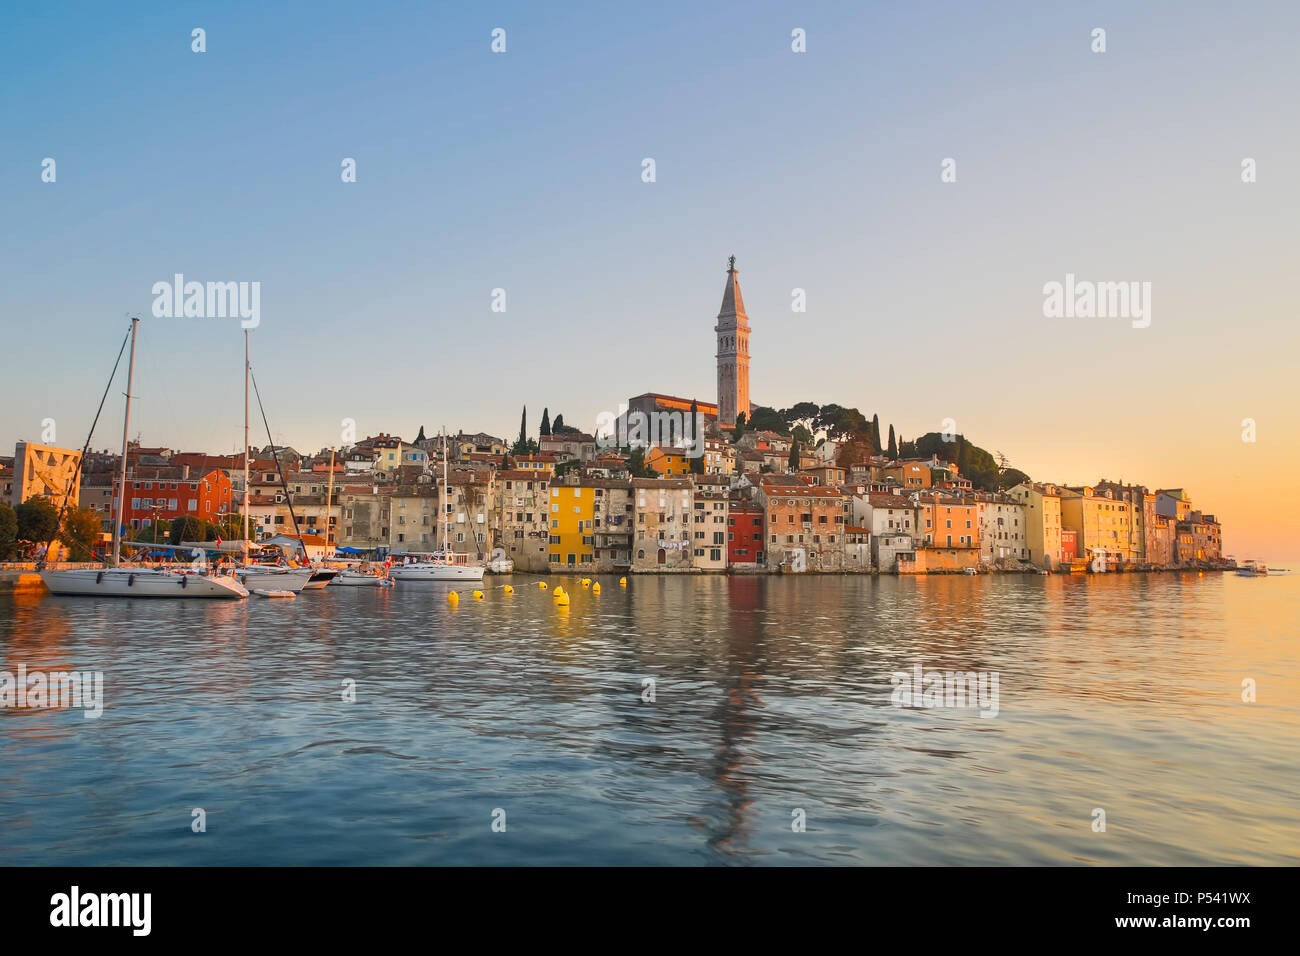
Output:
[1, 572, 1297, 865]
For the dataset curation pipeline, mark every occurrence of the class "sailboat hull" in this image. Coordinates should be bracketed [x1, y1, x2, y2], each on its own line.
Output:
[39, 568, 249, 598]
[389, 563, 485, 582]
[301, 569, 339, 589]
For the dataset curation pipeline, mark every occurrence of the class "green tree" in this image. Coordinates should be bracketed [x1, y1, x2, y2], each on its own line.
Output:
[627, 447, 655, 478]
[747, 405, 789, 434]
[688, 399, 705, 474]
[510, 405, 530, 455]
[216, 514, 245, 540]
[732, 412, 747, 442]
[0, 502, 18, 560]
[15, 497, 59, 551]
[169, 515, 208, 545]
[540, 408, 551, 436]
[998, 468, 1031, 490]
[788, 441, 799, 471]
[815, 404, 867, 441]
[781, 402, 820, 432]
[791, 424, 813, 446]
[59, 507, 103, 561]
[550, 414, 582, 435]
[871, 414, 881, 451]
[887, 424, 897, 459]
[132, 519, 171, 542]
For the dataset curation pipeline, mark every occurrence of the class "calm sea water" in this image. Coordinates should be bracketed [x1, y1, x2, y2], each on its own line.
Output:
[2, 571, 1297, 865]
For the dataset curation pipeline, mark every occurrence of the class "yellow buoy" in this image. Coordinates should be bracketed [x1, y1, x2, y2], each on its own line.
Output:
[581, 578, 591, 587]
[473, 590, 484, 600]
[554, 591, 569, 606]
[592, 583, 601, 594]
[447, 591, 459, 605]
[539, 582, 547, 589]
[503, 584, 514, 594]
[619, 577, 627, 587]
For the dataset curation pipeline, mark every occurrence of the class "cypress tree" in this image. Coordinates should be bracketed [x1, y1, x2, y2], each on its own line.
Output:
[887, 424, 897, 459]
[517, 406, 527, 449]
[540, 408, 551, 436]
[871, 414, 881, 452]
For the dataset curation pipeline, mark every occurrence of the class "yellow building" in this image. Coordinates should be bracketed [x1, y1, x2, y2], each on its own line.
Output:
[1010, 482, 1063, 570]
[1059, 485, 1137, 568]
[548, 480, 596, 569]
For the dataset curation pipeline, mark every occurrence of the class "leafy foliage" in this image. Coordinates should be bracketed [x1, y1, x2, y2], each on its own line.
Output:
[15, 497, 59, 548]
[0, 502, 18, 560]
[59, 507, 104, 561]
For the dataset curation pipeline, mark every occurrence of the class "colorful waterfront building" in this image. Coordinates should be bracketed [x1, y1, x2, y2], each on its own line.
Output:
[1009, 481, 1064, 570]
[690, 475, 730, 570]
[759, 479, 847, 571]
[631, 478, 695, 571]
[727, 498, 766, 568]
[548, 479, 597, 570]
[1060, 485, 1137, 569]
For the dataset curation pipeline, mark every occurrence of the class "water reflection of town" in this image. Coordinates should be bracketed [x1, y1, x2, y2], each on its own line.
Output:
[5, 571, 1287, 861]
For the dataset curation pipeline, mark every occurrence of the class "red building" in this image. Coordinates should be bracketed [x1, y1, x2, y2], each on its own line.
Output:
[1061, 528, 1078, 562]
[727, 502, 765, 566]
[115, 469, 234, 533]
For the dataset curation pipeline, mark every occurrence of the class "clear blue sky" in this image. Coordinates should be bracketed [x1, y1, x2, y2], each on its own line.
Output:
[2, 1, 1298, 557]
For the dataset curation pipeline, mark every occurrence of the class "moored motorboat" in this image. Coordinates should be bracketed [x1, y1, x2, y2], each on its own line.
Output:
[1236, 559, 1268, 577]
[334, 569, 393, 587]
[233, 565, 314, 592]
[301, 568, 340, 589]
[486, 548, 514, 574]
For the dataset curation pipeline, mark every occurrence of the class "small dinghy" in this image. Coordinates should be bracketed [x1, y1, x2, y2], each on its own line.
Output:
[251, 589, 296, 599]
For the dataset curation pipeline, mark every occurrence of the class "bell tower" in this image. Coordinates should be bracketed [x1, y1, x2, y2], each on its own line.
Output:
[714, 255, 751, 427]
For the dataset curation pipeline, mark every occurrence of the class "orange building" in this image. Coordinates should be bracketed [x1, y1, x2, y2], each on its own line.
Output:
[917, 494, 979, 549]
[881, 461, 931, 489]
[117, 468, 233, 532]
[645, 447, 696, 478]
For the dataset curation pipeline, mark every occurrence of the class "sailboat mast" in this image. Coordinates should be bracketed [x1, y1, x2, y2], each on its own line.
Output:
[111, 316, 139, 568]
[441, 426, 448, 555]
[243, 329, 250, 554]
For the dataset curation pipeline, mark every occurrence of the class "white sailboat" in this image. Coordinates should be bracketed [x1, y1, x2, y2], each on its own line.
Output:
[39, 317, 249, 600]
[235, 331, 337, 590]
[389, 427, 486, 583]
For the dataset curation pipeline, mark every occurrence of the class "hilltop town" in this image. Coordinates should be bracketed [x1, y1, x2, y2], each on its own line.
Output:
[0, 259, 1226, 573]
